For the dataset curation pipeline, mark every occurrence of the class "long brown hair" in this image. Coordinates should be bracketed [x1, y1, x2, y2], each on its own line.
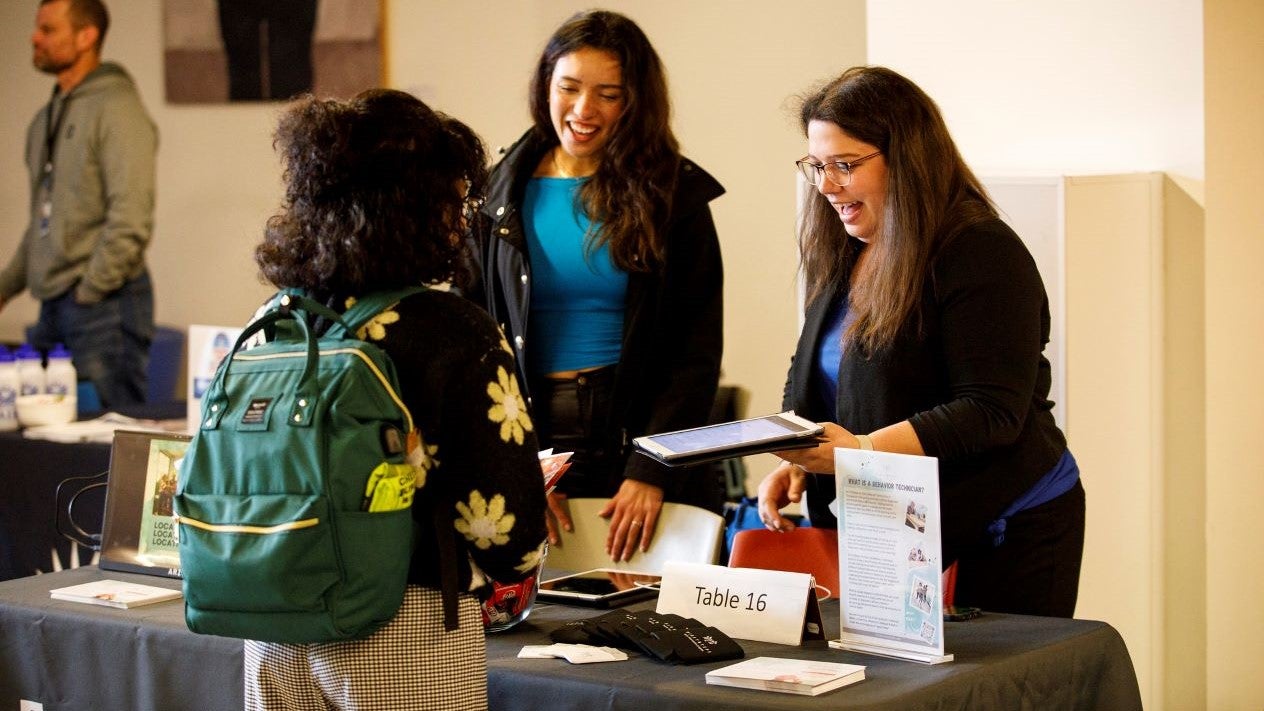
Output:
[529, 10, 679, 272]
[798, 66, 996, 352]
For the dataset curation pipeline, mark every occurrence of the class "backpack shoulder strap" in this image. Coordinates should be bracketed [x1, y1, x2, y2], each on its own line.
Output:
[327, 287, 429, 339]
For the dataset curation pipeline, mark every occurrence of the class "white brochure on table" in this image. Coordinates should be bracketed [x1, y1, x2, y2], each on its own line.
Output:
[828, 449, 953, 664]
[657, 562, 824, 646]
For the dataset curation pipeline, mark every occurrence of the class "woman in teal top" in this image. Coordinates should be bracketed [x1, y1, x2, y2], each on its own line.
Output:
[475, 10, 726, 563]
[522, 177, 628, 375]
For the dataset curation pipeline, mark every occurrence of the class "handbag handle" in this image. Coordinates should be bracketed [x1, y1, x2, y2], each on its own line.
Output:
[198, 288, 425, 431]
[199, 293, 334, 430]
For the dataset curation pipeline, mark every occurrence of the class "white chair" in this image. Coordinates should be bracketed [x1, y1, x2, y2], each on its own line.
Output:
[542, 498, 725, 576]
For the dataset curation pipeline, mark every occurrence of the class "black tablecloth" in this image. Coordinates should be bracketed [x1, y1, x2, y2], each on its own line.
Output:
[0, 403, 186, 582]
[0, 567, 1141, 711]
[0, 433, 110, 581]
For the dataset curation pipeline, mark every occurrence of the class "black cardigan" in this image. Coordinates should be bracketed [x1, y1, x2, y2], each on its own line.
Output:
[783, 218, 1066, 559]
[474, 129, 725, 503]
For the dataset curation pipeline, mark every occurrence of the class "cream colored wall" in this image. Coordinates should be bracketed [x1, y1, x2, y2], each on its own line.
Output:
[0, 1, 863, 442]
[1204, 1, 1264, 708]
[1063, 174, 1166, 706]
[1161, 175, 1207, 711]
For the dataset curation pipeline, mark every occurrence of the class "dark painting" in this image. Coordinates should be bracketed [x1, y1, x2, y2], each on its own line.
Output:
[163, 0, 382, 103]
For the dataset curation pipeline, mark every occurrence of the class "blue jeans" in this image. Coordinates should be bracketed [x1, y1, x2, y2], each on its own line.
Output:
[28, 272, 155, 408]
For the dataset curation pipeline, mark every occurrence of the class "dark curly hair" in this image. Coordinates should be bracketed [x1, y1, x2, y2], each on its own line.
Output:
[255, 89, 488, 294]
[528, 9, 679, 272]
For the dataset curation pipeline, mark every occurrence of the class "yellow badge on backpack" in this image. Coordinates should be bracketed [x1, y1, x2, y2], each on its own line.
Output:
[363, 462, 416, 512]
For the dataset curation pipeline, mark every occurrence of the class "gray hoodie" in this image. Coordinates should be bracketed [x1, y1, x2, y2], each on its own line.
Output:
[0, 62, 157, 304]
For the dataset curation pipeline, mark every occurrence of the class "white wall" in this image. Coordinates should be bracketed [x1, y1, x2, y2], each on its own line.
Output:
[867, 0, 1203, 180]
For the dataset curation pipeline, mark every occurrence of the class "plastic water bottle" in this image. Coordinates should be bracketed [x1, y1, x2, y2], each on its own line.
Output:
[15, 344, 44, 397]
[0, 347, 18, 431]
[45, 343, 77, 397]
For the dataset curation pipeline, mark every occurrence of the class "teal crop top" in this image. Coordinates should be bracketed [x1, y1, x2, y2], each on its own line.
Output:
[523, 177, 628, 376]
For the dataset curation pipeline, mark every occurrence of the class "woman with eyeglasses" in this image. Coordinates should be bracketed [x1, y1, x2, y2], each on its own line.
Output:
[757, 67, 1084, 618]
[473, 10, 725, 562]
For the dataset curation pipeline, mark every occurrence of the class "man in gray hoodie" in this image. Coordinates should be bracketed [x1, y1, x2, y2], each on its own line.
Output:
[0, 0, 157, 408]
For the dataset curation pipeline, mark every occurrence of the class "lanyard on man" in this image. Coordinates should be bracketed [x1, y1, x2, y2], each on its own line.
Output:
[39, 85, 73, 238]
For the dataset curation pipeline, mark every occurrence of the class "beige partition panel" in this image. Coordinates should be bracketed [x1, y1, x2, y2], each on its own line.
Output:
[1064, 173, 1163, 709]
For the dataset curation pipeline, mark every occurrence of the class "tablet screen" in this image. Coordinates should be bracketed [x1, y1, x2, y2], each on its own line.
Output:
[539, 570, 662, 597]
[646, 415, 808, 455]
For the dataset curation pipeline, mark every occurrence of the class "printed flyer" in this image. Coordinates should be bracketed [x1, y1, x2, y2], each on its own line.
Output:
[135, 437, 189, 569]
[829, 449, 952, 664]
[186, 325, 241, 425]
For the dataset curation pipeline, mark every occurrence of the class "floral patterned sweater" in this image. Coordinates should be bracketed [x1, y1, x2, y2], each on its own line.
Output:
[322, 288, 548, 593]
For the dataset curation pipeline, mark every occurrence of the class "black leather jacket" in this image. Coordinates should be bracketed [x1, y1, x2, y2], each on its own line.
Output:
[473, 129, 725, 498]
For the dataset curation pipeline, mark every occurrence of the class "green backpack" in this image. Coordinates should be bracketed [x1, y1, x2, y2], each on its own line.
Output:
[175, 288, 436, 643]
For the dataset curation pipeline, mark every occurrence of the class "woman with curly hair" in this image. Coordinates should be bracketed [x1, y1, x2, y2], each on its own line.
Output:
[474, 10, 726, 563]
[244, 88, 547, 710]
[758, 67, 1084, 618]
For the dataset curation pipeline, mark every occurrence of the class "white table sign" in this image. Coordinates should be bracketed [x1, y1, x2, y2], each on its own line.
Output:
[656, 562, 823, 646]
[830, 448, 953, 664]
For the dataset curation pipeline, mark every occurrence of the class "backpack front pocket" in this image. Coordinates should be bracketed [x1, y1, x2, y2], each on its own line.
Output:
[176, 493, 336, 614]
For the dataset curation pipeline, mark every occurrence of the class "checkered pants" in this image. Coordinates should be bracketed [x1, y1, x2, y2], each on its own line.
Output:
[244, 586, 488, 710]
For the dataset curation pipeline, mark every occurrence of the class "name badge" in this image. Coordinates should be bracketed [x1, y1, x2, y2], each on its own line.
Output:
[39, 200, 52, 237]
[656, 561, 824, 646]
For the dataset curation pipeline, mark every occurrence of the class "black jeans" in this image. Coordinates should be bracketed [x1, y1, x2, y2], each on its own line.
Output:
[530, 365, 625, 499]
[953, 480, 1086, 618]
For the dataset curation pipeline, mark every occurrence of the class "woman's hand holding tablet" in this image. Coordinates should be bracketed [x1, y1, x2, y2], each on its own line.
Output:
[632, 412, 825, 466]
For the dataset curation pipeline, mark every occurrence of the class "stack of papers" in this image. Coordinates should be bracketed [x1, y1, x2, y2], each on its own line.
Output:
[518, 644, 628, 664]
[705, 656, 866, 696]
[22, 412, 189, 443]
[49, 579, 183, 609]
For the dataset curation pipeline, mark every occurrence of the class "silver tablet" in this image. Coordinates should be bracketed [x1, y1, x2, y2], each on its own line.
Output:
[537, 568, 662, 607]
[633, 411, 824, 463]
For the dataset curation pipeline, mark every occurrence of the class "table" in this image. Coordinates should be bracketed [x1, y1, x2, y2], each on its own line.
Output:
[0, 403, 187, 582]
[0, 432, 110, 581]
[0, 567, 1141, 710]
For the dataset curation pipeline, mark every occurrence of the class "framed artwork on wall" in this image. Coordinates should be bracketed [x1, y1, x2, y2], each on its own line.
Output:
[162, 0, 383, 103]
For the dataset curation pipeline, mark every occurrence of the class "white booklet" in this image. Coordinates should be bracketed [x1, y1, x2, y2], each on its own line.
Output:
[50, 579, 183, 609]
[705, 656, 865, 696]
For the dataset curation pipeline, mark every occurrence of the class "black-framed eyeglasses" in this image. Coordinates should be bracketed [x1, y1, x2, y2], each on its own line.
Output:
[795, 150, 883, 187]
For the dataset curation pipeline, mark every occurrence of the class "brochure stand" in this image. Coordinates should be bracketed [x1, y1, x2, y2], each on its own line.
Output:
[828, 449, 953, 665]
